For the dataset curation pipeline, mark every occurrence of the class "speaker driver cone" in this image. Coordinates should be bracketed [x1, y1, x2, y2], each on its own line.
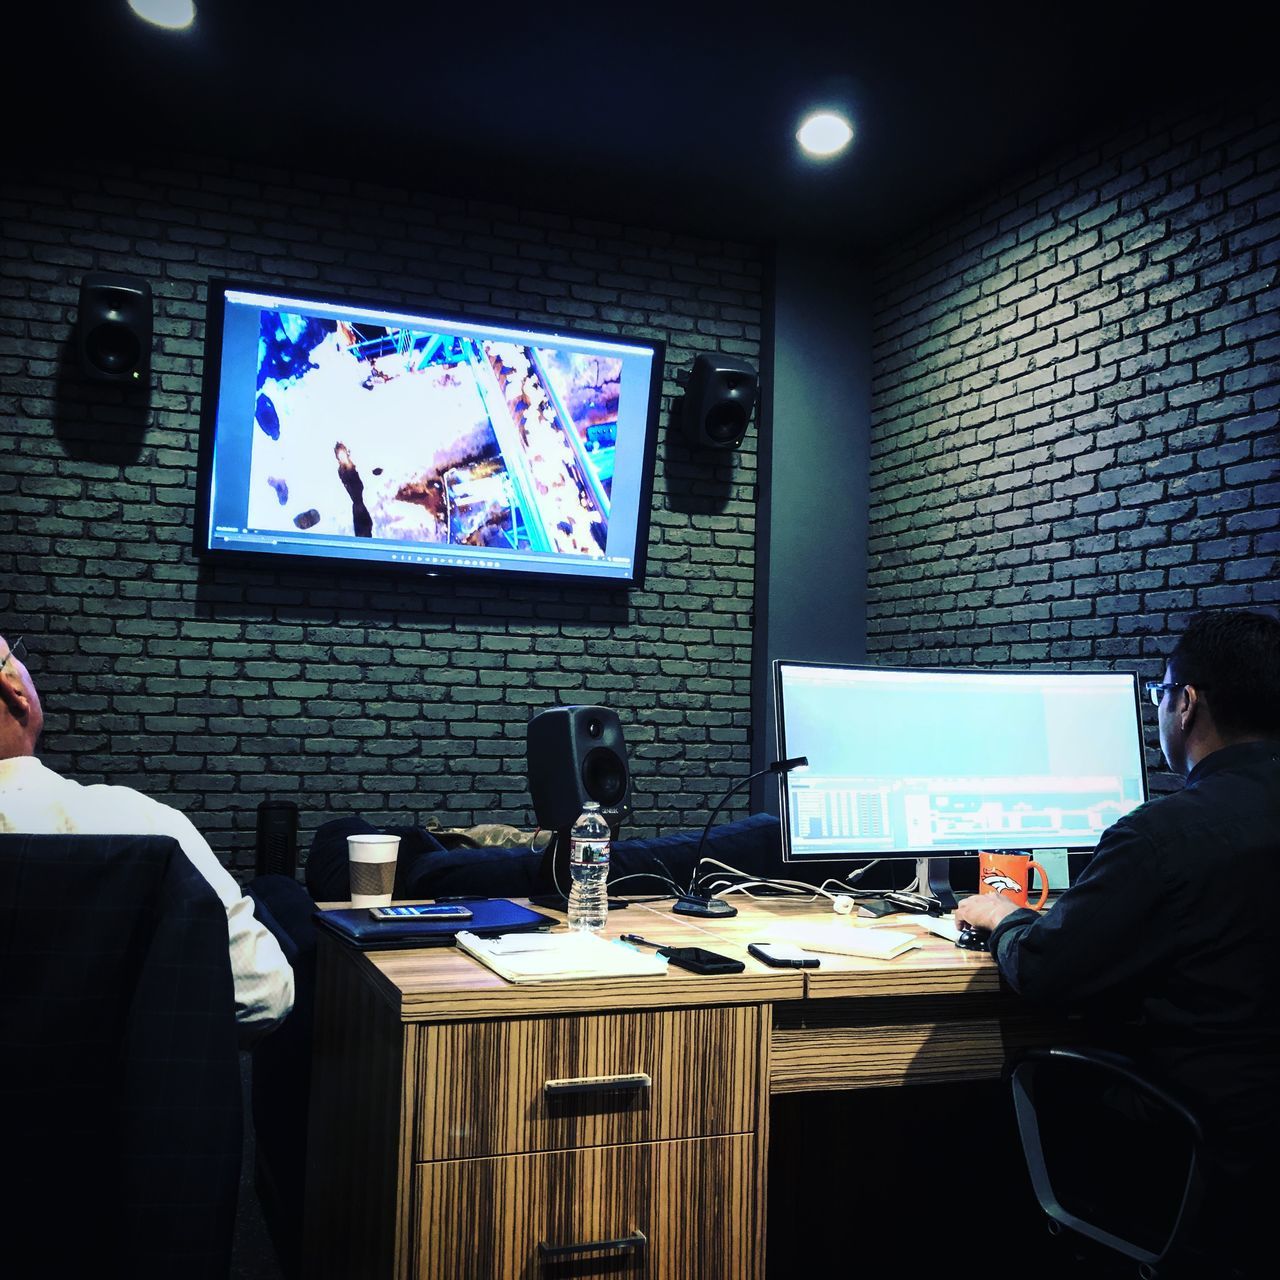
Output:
[582, 747, 627, 806]
[706, 403, 747, 443]
[85, 325, 141, 373]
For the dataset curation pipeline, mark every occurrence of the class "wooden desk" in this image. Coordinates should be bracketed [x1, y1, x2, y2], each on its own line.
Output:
[303, 900, 1050, 1279]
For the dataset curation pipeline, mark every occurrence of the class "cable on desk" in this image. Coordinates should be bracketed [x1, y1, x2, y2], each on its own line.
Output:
[689, 856, 892, 909]
[607, 871, 682, 897]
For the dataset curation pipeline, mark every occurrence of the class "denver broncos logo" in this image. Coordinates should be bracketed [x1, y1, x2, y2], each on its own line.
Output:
[982, 871, 1022, 895]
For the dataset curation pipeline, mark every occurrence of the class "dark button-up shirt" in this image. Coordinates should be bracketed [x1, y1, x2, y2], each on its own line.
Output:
[988, 739, 1280, 1175]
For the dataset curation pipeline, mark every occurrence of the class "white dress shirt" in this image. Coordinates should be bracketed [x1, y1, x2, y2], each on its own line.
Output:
[0, 755, 294, 1043]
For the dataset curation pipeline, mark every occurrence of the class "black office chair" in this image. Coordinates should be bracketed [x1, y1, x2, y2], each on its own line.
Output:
[244, 872, 318, 1280]
[1010, 1047, 1209, 1279]
[0, 833, 242, 1280]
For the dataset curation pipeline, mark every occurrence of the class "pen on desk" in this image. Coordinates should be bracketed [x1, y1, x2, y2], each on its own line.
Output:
[620, 933, 659, 948]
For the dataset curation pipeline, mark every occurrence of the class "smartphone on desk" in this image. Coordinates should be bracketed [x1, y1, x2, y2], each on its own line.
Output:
[659, 946, 745, 975]
[748, 943, 820, 969]
[368, 904, 474, 921]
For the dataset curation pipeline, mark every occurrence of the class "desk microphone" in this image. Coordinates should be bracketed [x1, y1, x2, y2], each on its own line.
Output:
[676, 756, 809, 919]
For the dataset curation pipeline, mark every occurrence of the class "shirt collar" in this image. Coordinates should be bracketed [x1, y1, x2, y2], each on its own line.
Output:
[1186, 739, 1280, 786]
[0, 754, 48, 782]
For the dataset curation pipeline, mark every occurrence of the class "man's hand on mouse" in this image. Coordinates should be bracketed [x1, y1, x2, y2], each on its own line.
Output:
[955, 892, 1021, 933]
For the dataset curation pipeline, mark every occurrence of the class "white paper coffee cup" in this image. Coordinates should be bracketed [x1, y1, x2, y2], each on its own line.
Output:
[348, 833, 400, 908]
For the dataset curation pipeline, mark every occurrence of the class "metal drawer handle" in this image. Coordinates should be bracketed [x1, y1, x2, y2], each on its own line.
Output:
[543, 1072, 652, 1097]
[538, 1230, 647, 1260]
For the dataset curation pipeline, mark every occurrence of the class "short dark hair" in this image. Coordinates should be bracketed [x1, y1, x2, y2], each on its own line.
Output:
[1167, 610, 1280, 737]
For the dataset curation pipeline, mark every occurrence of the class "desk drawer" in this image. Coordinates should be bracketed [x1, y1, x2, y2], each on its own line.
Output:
[413, 1005, 758, 1161]
[413, 1134, 753, 1280]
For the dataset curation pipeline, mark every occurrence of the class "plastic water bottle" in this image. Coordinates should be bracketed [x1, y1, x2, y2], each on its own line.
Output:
[568, 801, 610, 932]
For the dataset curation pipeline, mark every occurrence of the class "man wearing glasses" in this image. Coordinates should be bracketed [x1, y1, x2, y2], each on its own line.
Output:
[0, 634, 294, 1043]
[956, 610, 1279, 1271]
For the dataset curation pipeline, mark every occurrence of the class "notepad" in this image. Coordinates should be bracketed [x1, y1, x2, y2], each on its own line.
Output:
[765, 920, 920, 960]
[455, 930, 669, 983]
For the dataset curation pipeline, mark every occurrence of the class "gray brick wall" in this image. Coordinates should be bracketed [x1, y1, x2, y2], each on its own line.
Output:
[867, 105, 1280, 790]
[1, 157, 764, 875]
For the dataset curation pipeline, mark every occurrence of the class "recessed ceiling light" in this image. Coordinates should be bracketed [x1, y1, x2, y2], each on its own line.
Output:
[128, 0, 197, 31]
[796, 110, 854, 160]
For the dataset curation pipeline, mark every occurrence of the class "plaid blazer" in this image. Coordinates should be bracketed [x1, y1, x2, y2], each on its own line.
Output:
[0, 833, 241, 1279]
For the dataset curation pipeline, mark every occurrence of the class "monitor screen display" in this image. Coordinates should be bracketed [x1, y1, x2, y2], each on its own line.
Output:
[774, 661, 1149, 860]
[194, 280, 665, 587]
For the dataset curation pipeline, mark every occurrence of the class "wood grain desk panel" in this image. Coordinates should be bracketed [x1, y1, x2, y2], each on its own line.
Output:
[801, 937, 1000, 998]
[770, 994, 1015, 1092]
[307, 937, 415, 1280]
[372, 952, 802, 1021]
[413, 1004, 759, 1161]
[413, 1134, 753, 1280]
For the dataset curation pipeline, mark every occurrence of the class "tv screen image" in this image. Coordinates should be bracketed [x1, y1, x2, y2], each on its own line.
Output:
[194, 282, 665, 586]
[773, 661, 1149, 862]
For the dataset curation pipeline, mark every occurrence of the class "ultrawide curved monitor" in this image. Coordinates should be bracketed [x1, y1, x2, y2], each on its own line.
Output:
[774, 661, 1149, 861]
[194, 280, 665, 587]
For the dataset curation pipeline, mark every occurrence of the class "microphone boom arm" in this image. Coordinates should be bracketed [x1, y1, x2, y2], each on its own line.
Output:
[688, 756, 808, 898]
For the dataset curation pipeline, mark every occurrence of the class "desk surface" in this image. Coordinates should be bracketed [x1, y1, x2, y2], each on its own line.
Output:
[322, 896, 998, 1022]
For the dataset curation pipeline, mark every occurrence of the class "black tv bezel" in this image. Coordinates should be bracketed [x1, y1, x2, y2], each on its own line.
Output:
[192, 276, 666, 590]
[772, 658, 1150, 863]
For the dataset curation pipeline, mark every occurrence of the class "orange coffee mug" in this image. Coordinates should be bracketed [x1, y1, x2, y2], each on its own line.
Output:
[977, 851, 1049, 910]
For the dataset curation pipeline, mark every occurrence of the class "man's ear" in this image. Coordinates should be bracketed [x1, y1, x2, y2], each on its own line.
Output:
[1181, 683, 1201, 732]
[0, 677, 29, 720]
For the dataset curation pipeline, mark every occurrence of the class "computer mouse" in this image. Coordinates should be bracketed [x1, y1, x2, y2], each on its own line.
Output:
[956, 926, 989, 951]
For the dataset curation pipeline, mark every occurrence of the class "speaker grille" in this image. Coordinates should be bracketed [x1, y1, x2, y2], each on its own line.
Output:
[254, 800, 298, 878]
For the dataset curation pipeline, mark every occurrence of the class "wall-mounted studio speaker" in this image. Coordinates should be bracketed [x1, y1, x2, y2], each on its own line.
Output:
[682, 353, 759, 450]
[527, 705, 631, 833]
[77, 273, 152, 383]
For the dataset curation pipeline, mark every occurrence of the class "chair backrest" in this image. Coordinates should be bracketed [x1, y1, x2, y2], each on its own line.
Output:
[1010, 1047, 1205, 1273]
[0, 833, 242, 1280]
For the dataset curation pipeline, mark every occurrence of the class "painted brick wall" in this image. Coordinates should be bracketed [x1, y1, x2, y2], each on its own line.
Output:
[0, 157, 764, 874]
[867, 104, 1280, 790]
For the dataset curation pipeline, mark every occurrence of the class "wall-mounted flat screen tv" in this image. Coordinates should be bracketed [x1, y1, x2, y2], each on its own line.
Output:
[194, 279, 665, 587]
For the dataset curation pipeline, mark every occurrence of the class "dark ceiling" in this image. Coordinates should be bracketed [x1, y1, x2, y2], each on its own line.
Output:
[16, 3, 1278, 251]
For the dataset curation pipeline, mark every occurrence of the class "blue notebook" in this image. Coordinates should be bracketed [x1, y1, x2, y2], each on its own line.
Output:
[313, 898, 557, 949]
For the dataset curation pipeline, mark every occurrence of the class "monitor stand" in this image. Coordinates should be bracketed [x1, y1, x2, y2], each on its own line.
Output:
[915, 857, 957, 912]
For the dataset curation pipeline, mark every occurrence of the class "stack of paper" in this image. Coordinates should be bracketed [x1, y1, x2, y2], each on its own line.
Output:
[765, 920, 920, 960]
[455, 930, 669, 983]
[905, 914, 963, 943]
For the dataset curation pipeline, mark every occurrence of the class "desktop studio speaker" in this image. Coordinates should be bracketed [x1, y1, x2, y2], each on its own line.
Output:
[682, 353, 758, 450]
[77, 273, 152, 383]
[527, 705, 631, 832]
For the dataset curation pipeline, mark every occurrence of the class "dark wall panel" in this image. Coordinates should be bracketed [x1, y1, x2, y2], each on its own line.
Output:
[751, 244, 871, 808]
[0, 158, 765, 873]
[867, 105, 1279, 792]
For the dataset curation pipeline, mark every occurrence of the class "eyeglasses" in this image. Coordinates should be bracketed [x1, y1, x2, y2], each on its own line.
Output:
[0, 636, 27, 676]
[1144, 680, 1183, 707]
